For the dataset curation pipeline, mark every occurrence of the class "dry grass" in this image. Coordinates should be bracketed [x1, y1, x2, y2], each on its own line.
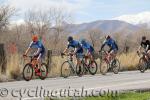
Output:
[6, 53, 22, 80]
[48, 56, 65, 77]
[0, 52, 140, 82]
[118, 52, 139, 71]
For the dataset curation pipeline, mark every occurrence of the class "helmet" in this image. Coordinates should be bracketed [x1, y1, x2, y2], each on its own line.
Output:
[105, 35, 111, 40]
[32, 35, 38, 42]
[80, 38, 86, 44]
[142, 36, 146, 40]
[31, 30, 36, 34]
[67, 36, 73, 42]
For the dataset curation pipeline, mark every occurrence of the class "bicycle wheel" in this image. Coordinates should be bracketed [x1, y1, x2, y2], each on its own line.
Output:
[39, 63, 48, 80]
[88, 61, 98, 75]
[76, 63, 84, 76]
[100, 60, 108, 75]
[112, 59, 120, 74]
[61, 61, 73, 78]
[23, 63, 33, 81]
[138, 58, 148, 73]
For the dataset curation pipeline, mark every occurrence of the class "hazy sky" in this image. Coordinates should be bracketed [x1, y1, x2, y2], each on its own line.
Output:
[1, 0, 150, 23]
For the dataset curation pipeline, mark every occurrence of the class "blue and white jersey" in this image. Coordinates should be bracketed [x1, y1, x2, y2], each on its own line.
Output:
[103, 38, 118, 50]
[81, 42, 94, 52]
[67, 40, 83, 53]
[29, 41, 45, 53]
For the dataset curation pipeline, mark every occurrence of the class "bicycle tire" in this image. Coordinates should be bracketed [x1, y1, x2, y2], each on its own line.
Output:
[100, 60, 109, 75]
[76, 63, 84, 76]
[39, 63, 48, 80]
[138, 57, 148, 73]
[61, 61, 73, 78]
[23, 63, 33, 81]
[112, 59, 120, 74]
[88, 61, 98, 75]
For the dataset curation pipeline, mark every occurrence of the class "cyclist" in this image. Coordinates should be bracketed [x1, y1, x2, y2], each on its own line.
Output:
[137, 36, 150, 59]
[23, 34, 45, 72]
[80, 39, 95, 65]
[62, 36, 83, 72]
[100, 35, 118, 63]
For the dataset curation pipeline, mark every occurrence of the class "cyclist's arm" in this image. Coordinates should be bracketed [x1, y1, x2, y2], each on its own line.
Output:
[114, 41, 118, 50]
[34, 48, 41, 56]
[63, 42, 70, 54]
[100, 40, 107, 51]
[73, 48, 77, 54]
[63, 48, 68, 54]
[24, 41, 33, 55]
[137, 46, 142, 53]
[146, 45, 149, 52]
[100, 43, 105, 51]
[24, 47, 31, 55]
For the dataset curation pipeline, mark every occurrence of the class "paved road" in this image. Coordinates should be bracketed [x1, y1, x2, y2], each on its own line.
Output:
[0, 70, 150, 100]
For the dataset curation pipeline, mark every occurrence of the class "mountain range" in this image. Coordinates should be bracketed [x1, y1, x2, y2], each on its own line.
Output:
[65, 20, 140, 34]
[64, 12, 150, 34]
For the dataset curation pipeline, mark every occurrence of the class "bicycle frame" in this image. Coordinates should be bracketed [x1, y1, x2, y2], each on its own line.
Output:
[138, 52, 149, 62]
[25, 56, 41, 75]
[101, 51, 110, 64]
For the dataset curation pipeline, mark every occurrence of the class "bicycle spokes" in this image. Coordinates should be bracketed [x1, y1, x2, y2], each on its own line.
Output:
[23, 64, 33, 81]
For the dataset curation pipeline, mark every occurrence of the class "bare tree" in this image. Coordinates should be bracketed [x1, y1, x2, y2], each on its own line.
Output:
[0, 5, 16, 31]
[87, 28, 103, 50]
[50, 7, 72, 49]
[25, 10, 51, 38]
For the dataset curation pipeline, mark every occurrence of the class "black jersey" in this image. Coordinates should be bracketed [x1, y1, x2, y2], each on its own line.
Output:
[141, 40, 150, 50]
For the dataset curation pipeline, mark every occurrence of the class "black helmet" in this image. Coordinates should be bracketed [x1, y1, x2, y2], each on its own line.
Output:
[68, 36, 73, 42]
[80, 38, 86, 44]
[142, 36, 146, 40]
[105, 35, 111, 40]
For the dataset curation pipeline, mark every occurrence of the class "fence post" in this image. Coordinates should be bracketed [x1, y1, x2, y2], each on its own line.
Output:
[0, 44, 7, 74]
[47, 50, 52, 68]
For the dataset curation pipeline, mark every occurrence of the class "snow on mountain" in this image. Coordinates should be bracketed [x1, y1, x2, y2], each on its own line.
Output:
[114, 11, 150, 25]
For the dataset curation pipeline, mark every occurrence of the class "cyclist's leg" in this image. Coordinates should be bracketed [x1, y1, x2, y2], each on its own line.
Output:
[109, 49, 117, 62]
[76, 48, 83, 65]
[88, 51, 94, 62]
[108, 49, 112, 62]
[76, 53, 82, 66]
[147, 50, 150, 57]
[84, 51, 88, 65]
[37, 53, 42, 69]
[146, 50, 150, 61]
[88, 51, 95, 67]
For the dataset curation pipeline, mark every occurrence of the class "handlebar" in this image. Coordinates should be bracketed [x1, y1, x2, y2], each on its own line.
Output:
[23, 55, 36, 60]
[61, 52, 74, 58]
[98, 50, 108, 59]
[137, 51, 147, 57]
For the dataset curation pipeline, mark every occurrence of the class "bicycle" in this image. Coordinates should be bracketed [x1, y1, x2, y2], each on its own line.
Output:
[99, 50, 120, 75]
[61, 52, 80, 78]
[23, 55, 48, 81]
[137, 51, 150, 73]
[76, 55, 98, 76]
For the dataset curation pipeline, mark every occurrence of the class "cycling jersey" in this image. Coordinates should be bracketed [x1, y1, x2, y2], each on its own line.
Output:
[81, 42, 94, 52]
[141, 40, 150, 51]
[101, 38, 118, 51]
[29, 41, 45, 55]
[67, 40, 83, 53]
